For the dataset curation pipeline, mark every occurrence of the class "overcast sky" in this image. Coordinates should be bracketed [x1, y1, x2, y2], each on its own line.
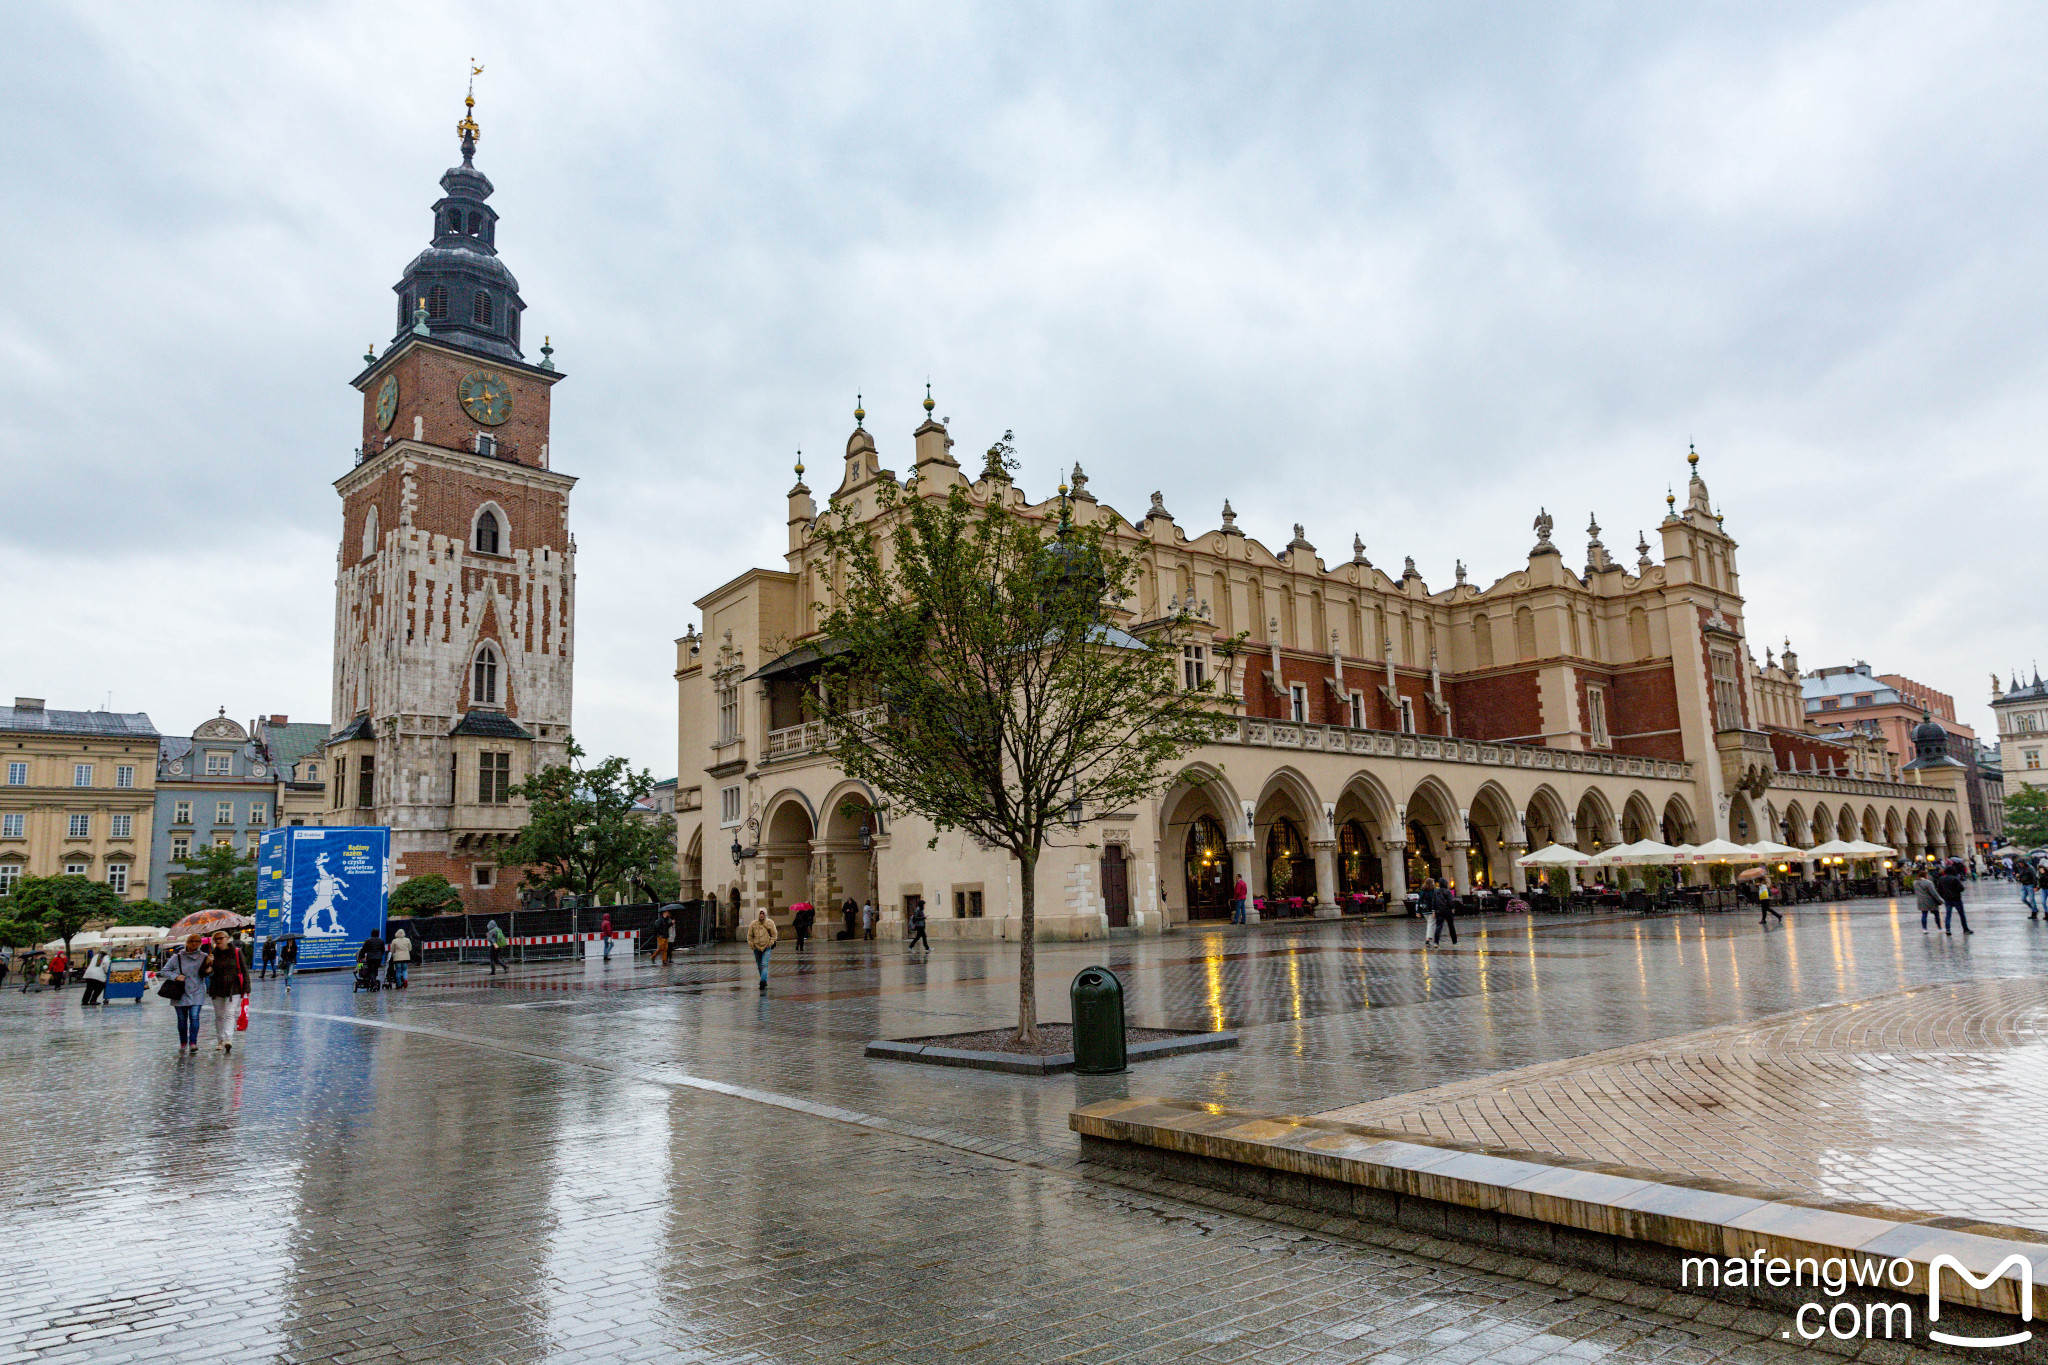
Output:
[5, 2, 2044, 772]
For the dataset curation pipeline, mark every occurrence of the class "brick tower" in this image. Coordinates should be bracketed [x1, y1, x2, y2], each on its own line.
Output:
[323, 85, 575, 911]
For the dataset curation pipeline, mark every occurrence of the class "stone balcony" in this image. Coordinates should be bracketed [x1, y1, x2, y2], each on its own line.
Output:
[763, 706, 886, 765]
[1222, 717, 1694, 783]
[1769, 768, 1957, 803]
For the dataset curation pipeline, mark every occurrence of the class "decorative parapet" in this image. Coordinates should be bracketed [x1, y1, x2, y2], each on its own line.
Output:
[762, 706, 886, 765]
[1224, 718, 1693, 783]
[1770, 770, 1957, 803]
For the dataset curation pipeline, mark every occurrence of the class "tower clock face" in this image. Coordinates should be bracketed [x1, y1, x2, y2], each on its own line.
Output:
[459, 370, 513, 426]
[374, 375, 399, 431]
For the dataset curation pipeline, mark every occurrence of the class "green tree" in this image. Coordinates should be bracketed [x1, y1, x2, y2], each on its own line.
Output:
[114, 899, 183, 928]
[809, 459, 1221, 1043]
[2003, 784, 2048, 849]
[7, 874, 123, 956]
[507, 740, 675, 902]
[167, 843, 258, 914]
[388, 873, 465, 918]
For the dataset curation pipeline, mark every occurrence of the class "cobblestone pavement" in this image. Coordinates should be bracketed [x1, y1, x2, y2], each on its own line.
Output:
[5, 886, 2040, 1362]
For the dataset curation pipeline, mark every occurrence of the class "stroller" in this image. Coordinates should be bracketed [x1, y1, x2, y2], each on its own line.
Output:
[352, 942, 384, 992]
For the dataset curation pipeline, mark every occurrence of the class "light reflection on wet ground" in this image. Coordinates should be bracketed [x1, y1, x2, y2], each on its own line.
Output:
[2, 890, 2032, 1361]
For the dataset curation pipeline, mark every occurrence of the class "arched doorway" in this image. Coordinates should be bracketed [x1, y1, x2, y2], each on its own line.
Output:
[1266, 817, 1314, 902]
[1183, 813, 1234, 920]
[1336, 818, 1381, 901]
[762, 798, 816, 915]
[1405, 819, 1442, 887]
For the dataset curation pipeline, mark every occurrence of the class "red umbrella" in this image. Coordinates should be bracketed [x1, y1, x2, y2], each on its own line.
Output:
[166, 908, 253, 938]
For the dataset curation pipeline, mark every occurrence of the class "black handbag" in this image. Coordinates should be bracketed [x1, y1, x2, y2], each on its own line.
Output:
[156, 976, 185, 1001]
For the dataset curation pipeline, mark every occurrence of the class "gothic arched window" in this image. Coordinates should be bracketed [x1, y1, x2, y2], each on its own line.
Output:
[473, 645, 499, 706]
[426, 285, 448, 320]
[473, 291, 494, 327]
[361, 504, 378, 559]
[474, 509, 500, 555]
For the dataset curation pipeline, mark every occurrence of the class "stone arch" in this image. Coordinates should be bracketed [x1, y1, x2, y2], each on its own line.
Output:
[1904, 807, 1922, 857]
[1573, 787, 1619, 851]
[1161, 763, 1246, 922]
[1809, 803, 1833, 844]
[1253, 767, 1321, 903]
[1861, 805, 1882, 844]
[1524, 784, 1572, 850]
[1466, 780, 1520, 887]
[1781, 800, 1809, 848]
[1727, 791, 1758, 843]
[682, 825, 703, 900]
[1660, 794, 1696, 846]
[1943, 809, 1962, 857]
[819, 780, 883, 913]
[1619, 790, 1658, 844]
[1403, 775, 1460, 887]
[760, 790, 817, 915]
[1883, 807, 1902, 851]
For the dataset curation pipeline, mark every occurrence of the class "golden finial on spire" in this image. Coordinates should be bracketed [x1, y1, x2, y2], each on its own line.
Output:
[923, 382, 935, 415]
[794, 450, 805, 478]
[457, 60, 483, 161]
[1665, 485, 1676, 513]
[1687, 441, 1699, 471]
[854, 393, 865, 427]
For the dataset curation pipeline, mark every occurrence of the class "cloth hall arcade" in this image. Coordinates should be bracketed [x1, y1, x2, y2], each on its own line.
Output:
[673, 410, 1964, 941]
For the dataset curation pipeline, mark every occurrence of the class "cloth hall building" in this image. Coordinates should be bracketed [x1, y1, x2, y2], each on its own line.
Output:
[673, 414, 1966, 942]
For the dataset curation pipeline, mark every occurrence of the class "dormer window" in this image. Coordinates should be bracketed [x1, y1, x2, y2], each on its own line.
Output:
[426, 285, 448, 320]
[473, 291, 494, 327]
[475, 510, 500, 555]
[473, 645, 500, 706]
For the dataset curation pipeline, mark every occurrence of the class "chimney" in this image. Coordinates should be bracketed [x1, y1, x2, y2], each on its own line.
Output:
[13, 697, 44, 711]
[269, 714, 289, 725]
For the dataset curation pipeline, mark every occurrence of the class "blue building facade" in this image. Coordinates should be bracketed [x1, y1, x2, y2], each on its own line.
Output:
[149, 711, 279, 896]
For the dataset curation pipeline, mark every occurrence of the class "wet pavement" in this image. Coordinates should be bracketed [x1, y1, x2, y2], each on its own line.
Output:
[5, 885, 2042, 1362]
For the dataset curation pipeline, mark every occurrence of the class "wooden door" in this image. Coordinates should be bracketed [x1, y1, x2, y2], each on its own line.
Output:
[1101, 844, 1130, 928]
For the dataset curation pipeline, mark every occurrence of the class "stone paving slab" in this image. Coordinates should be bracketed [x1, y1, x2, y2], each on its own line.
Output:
[1071, 1096, 2046, 1326]
[1314, 977, 2048, 1232]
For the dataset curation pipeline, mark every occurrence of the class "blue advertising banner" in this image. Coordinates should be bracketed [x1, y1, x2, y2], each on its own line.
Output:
[282, 826, 391, 971]
[256, 829, 289, 945]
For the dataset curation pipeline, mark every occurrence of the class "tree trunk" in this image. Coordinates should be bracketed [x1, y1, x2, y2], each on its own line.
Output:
[1016, 845, 1038, 1045]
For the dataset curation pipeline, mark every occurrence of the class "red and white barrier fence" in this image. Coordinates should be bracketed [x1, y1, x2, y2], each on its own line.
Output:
[415, 929, 640, 952]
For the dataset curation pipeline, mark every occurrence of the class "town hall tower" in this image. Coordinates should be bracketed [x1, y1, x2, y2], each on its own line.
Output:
[323, 87, 575, 911]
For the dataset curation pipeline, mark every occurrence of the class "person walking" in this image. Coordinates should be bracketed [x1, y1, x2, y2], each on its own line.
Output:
[1935, 864, 1971, 936]
[746, 908, 778, 991]
[2023, 857, 2043, 919]
[203, 929, 248, 1055]
[861, 900, 876, 941]
[654, 907, 676, 964]
[1417, 878, 1439, 943]
[1757, 878, 1784, 926]
[1231, 875, 1249, 925]
[1431, 882, 1459, 946]
[279, 934, 298, 993]
[79, 951, 109, 1006]
[161, 934, 208, 1053]
[906, 899, 930, 953]
[46, 948, 68, 992]
[840, 897, 858, 942]
[792, 903, 815, 953]
[356, 929, 385, 991]
[0, 946, 10, 990]
[600, 912, 616, 962]
[259, 935, 278, 980]
[485, 919, 508, 975]
[1912, 871, 1944, 931]
[386, 927, 412, 988]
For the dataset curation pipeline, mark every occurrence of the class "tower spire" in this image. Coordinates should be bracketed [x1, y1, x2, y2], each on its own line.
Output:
[458, 62, 483, 165]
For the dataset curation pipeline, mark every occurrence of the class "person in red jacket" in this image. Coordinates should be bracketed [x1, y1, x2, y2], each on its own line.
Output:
[1231, 876, 1249, 924]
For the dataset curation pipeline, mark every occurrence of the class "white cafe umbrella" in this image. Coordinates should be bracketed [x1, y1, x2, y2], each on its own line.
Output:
[1802, 839, 1860, 859]
[1690, 838, 1766, 863]
[1746, 840, 1803, 859]
[1840, 839, 1899, 857]
[1611, 839, 1684, 865]
[1515, 843, 1593, 869]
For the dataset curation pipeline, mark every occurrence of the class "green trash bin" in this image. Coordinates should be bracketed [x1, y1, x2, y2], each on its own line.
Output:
[1070, 966, 1127, 1074]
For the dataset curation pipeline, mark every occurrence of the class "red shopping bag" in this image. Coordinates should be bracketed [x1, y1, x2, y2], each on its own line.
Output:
[236, 996, 249, 1032]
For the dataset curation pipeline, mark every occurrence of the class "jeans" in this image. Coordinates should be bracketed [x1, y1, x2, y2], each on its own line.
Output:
[602, 938, 613, 961]
[391, 962, 408, 987]
[1921, 903, 1943, 930]
[753, 946, 772, 984]
[2025, 885, 2039, 912]
[1434, 915, 1457, 945]
[1945, 900, 1970, 933]
[1231, 898, 1246, 924]
[282, 961, 294, 991]
[174, 1005, 202, 1047]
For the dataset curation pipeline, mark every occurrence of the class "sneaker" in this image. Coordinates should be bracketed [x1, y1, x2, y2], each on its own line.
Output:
[223, 1042, 232, 1056]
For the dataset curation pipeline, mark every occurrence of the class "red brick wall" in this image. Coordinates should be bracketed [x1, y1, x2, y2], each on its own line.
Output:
[1769, 729, 1847, 774]
[360, 344, 556, 470]
[1607, 664, 1683, 761]
[1249, 654, 1445, 734]
[1451, 670, 1542, 742]
[395, 847, 525, 916]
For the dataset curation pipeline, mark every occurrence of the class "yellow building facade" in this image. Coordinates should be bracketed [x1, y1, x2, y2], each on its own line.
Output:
[0, 698, 160, 901]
